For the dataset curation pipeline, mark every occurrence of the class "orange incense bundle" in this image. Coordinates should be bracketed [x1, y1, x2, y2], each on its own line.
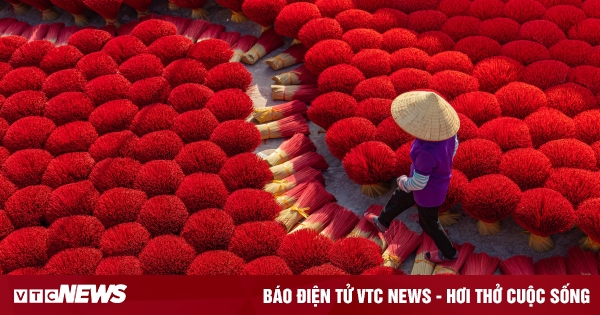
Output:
[274, 181, 312, 208]
[265, 133, 315, 166]
[276, 182, 335, 231]
[21, 0, 59, 20]
[411, 233, 438, 275]
[123, 0, 151, 18]
[161, 16, 191, 35]
[169, 0, 209, 19]
[219, 31, 241, 47]
[253, 100, 307, 124]
[270, 151, 329, 180]
[566, 246, 598, 275]
[265, 44, 307, 70]
[321, 207, 359, 241]
[291, 202, 342, 233]
[2, 21, 29, 36]
[50, 0, 88, 26]
[382, 221, 422, 269]
[182, 20, 209, 42]
[271, 65, 318, 85]
[197, 24, 225, 42]
[433, 243, 475, 275]
[229, 34, 258, 62]
[242, 28, 284, 65]
[56, 26, 78, 46]
[21, 24, 49, 41]
[6, 1, 30, 14]
[83, 0, 122, 27]
[534, 256, 566, 275]
[256, 114, 310, 140]
[348, 205, 383, 239]
[460, 252, 500, 275]
[271, 84, 319, 102]
[264, 166, 324, 195]
[44, 23, 64, 45]
[499, 255, 534, 275]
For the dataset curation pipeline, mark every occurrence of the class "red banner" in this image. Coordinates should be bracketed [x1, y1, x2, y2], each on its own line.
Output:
[0, 276, 595, 315]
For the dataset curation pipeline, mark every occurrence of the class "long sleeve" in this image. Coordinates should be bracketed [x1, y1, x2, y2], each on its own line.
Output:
[453, 136, 459, 159]
[399, 171, 430, 192]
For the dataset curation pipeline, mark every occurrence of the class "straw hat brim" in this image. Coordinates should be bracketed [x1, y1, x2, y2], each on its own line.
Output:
[391, 91, 460, 142]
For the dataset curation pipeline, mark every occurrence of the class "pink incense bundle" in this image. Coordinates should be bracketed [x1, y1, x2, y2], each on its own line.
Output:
[83, 0, 123, 27]
[6, 1, 30, 14]
[264, 133, 315, 166]
[21, 24, 49, 41]
[433, 243, 475, 275]
[182, 20, 209, 42]
[291, 202, 342, 233]
[2, 21, 29, 37]
[219, 31, 241, 47]
[382, 221, 422, 269]
[534, 256, 566, 275]
[460, 252, 500, 275]
[123, 0, 152, 17]
[21, 0, 59, 21]
[50, 0, 89, 26]
[320, 207, 359, 241]
[271, 64, 318, 85]
[255, 114, 310, 140]
[197, 24, 225, 42]
[0, 19, 17, 34]
[43, 23, 64, 45]
[242, 28, 284, 65]
[56, 26, 78, 46]
[264, 166, 324, 195]
[265, 44, 307, 71]
[161, 16, 191, 35]
[229, 34, 258, 62]
[274, 181, 312, 208]
[253, 100, 307, 124]
[271, 84, 319, 102]
[276, 181, 335, 231]
[566, 247, 598, 275]
[270, 151, 329, 180]
[411, 233, 438, 275]
[499, 255, 534, 275]
[348, 205, 383, 239]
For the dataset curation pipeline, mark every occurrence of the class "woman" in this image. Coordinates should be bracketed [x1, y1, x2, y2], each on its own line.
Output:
[365, 91, 460, 263]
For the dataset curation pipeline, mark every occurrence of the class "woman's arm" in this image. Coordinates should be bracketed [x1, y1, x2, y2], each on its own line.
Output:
[398, 172, 430, 192]
[398, 151, 437, 192]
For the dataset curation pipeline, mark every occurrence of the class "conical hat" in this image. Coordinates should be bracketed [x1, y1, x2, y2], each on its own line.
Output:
[390, 91, 460, 141]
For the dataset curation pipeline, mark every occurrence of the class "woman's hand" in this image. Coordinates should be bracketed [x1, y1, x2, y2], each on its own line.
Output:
[397, 175, 409, 192]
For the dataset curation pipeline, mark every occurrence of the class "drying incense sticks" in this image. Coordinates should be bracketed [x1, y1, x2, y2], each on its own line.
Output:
[271, 65, 318, 85]
[255, 114, 310, 140]
[271, 84, 319, 102]
[252, 100, 307, 124]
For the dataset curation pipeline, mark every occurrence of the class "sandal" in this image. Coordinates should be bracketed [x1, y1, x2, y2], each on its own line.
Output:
[425, 250, 458, 263]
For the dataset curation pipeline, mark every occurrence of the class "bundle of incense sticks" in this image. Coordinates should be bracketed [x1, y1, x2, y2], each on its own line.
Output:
[21, 24, 49, 41]
[320, 207, 359, 241]
[276, 182, 335, 231]
[265, 44, 307, 70]
[161, 15, 191, 35]
[432, 243, 475, 275]
[499, 255, 534, 275]
[230, 34, 258, 62]
[534, 256, 566, 275]
[6, 1, 30, 14]
[291, 202, 342, 234]
[219, 31, 240, 47]
[183, 19, 209, 42]
[197, 23, 225, 42]
[264, 166, 324, 195]
[264, 133, 315, 167]
[382, 221, 422, 269]
[269, 151, 328, 180]
[241, 28, 283, 65]
[460, 252, 500, 275]
[271, 65, 318, 85]
[3, 20, 29, 36]
[348, 205, 383, 239]
[252, 100, 307, 124]
[271, 84, 319, 103]
[44, 23, 63, 44]
[255, 114, 310, 140]
[56, 25, 78, 46]
[275, 181, 312, 209]
[411, 233, 438, 275]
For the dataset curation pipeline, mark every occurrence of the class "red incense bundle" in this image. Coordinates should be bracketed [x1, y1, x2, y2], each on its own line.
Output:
[0, 19, 17, 34]
[229, 34, 257, 62]
[43, 23, 63, 45]
[83, 0, 123, 27]
[343, 141, 397, 198]
[255, 114, 310, 140]
[271, 84, 319, 102]
[270, 151, 329, 180]
[411, 233, 438, 275]
[253, 100, 307, 124]
[461, 252, 500, 275]
[264, 133, 315, 166]
[21, 0, 59, 20]
[22, 24, 49, 42]
[382, 221, 422, 269]
[291, 202, 342, 233]
[276, 182, 335, 231]
[50, 0, 88, 26]
[433, 243, 475, 275]
[321, 207, 359, 241]
[242, 0, 286, 33]
[534, 256, 566, 275]
[56, 26, 79, 46]
[264, 166, 324, 195]
[275, 181, 312, 208]
[242, 28, 283, 65]
[219, 31, 240, 47]
[115, 21, 138, 36]
[499, 255, 534, 275]
[123, 0, 152, 18]
[6, 1, 31, 14]
[2, 21, 29, 36]
[348, 205, 383, 239]
[271, 64, 318, 85]
[566, 247, 598, 275]
[197, 24, 225, 42]
[182, 19, 209, 42]
[265, 44, 307, 70]
[161, 16, 191, 35]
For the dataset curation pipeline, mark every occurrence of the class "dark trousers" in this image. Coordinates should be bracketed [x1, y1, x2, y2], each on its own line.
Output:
[378, 188, 457, 259]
